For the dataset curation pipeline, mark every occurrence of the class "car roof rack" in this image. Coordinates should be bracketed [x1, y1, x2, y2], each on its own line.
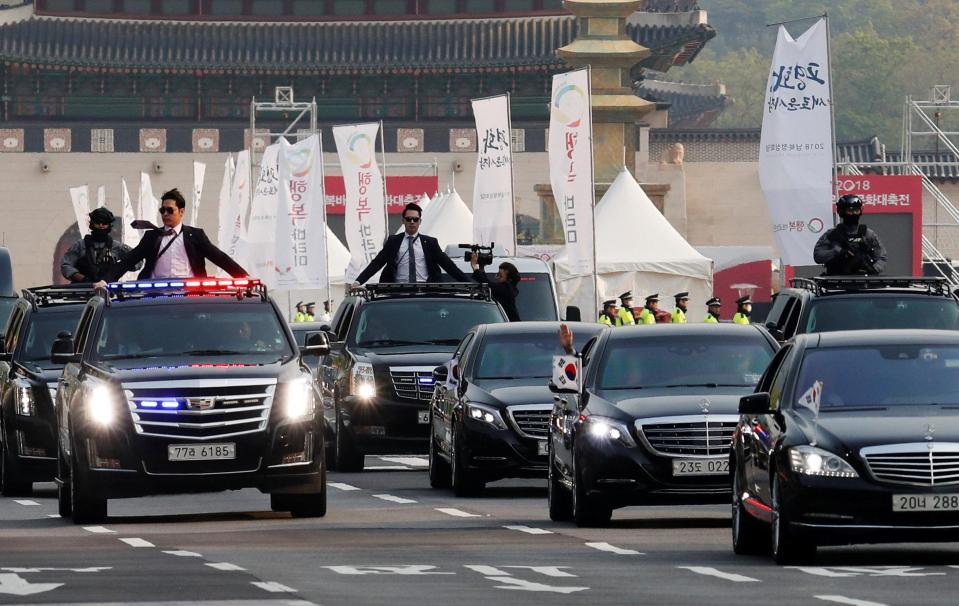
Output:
[22, 284, 97, 311]
[789, 276, 951, 297]
[98, 278, 268, 307]
[349, 282, 492, 302]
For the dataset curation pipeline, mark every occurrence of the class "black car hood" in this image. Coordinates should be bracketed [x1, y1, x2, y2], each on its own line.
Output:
[471, 378, 552, 409]
[90, 358, 296, 383]
[16, 363, 65, 382]
[358, 349, 455, 369]
[598, 387, 749, 419]
[792, 406, 959, 453]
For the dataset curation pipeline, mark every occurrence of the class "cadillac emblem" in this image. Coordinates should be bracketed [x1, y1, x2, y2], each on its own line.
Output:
[188, 397, 216, 411]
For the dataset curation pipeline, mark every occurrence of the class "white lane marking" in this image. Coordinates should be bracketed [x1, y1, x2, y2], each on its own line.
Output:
[366, 466, 413, 471]
[372, 494, 417, 504]
[81, 526, 115, 534]
[206, 562, 246, 571]
[2, 567, 109, 573]
[163, 550, 203, 557]
[487, 577, 588, 594]
[119, 538, 154, 548]
[325, 565, 453, 576]
[792, 566, 944, 578]
[436, 507, 480, 518]
[504, 566, 576, 578]
[815, 596, 888, 606]
[13, 499, 39, 506]
[329, 482, 361, 491]
[584, 542, 643, 555]
[503, 525, 553, 535]
[379, 456, 429, 467]
[466, 565, 510, 576]
[46, 514, 60, 518]
[252, 581, 297, 593]
[679, 566, 760, 583]
[0, 573, 63, 596]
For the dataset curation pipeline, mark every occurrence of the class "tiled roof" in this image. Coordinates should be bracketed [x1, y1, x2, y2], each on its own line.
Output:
[886, 152, 959, 180]
[0, 14, 714, 75]
[637, 79, 729, 128]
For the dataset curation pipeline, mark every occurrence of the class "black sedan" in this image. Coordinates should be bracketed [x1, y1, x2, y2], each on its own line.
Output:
[733, 329, 959, 564]
[549, 324, 778, 526]
[429, 322, 604, 496]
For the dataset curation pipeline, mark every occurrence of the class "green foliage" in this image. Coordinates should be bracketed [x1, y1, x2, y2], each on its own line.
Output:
[662, 0, 959, 143]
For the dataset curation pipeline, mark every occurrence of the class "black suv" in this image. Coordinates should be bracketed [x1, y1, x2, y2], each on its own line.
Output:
[0, 285, 92, 495]
[318, 283, 508, 472]
[763, 276, 959, 342]
[55, 278, 328, 523]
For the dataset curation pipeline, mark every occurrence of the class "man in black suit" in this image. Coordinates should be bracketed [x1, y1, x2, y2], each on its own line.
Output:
[351, 202, 468, 286]
[102, 188, 247, 283]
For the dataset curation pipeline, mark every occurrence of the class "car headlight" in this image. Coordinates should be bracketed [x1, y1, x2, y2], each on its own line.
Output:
[86, 381, 117, 427]
[582, 416, 636, 447]
[466, 403, 507, 430]
[350, 362, 375, 400]
[14, 382, 35, 416]
[283, 378, 315, 421]
[788, 445, 858, 478]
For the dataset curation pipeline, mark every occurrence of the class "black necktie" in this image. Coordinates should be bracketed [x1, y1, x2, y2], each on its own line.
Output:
[408, 236, 417, 283]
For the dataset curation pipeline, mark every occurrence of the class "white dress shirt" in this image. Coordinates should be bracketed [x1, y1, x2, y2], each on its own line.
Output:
[394, 234, 428, 283]
[152, 223, 192, 279]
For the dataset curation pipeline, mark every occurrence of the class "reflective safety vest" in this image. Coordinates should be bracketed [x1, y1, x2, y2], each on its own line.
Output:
[294, 312, 308, 323]
[672, 308, 687, 324]
[598, 313, 622, 326]
[637, 308, 656, 324]
[704, 314, 719, 323]
[617, 307, 636, 326]
[732, 312, 749, 325]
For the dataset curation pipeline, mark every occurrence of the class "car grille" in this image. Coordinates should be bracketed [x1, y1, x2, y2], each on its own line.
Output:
[124, 378, 276, 441]
[507, 405, 551, 440]
[389, 367, 436, 401]
[861, 443, 959, 487]
[637, 415, 739, 457]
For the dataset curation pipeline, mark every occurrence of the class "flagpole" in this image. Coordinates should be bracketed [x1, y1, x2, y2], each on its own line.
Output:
[379, 119, 390, 241]
[824, 12, 840, 224]
[506, 91, 517, 255]
[316, 101, 332, 307]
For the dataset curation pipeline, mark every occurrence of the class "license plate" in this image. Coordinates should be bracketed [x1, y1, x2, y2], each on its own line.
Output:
[417, 411, 430, 424]
[537, 440, 548, 456]
[672, 458, 729, 476]
[893, 493, 959, 512]
[168, 443, 236, 462]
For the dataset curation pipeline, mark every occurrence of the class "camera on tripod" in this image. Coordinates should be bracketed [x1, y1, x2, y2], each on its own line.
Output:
[459, 243, 494, 266]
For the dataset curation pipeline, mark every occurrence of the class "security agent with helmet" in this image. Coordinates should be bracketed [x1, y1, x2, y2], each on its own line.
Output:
[813, 194, 887, 276]
[671, 292, 689, 324]
[61, 207, 140, 283]
[733, 295, 752, 325]
[704, 297, 722, 323]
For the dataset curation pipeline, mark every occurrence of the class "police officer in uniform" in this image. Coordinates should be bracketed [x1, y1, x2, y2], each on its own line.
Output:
[617, 291, 637, 325]
[61, 207, 138, 283]
[637, 294, 659, 325]
[304, 302, 316, 322]
[733, 295, 752, 325]
[598, 300, 623, 326]
[814, 194, 887, 275]
[672, 292, 689, 324]
[293, 301, 308, 323]
[704, 297, 721, 323]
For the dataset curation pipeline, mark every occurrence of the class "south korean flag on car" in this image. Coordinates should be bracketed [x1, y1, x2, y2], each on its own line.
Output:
[552, 356, 581, 391]
[797, 380, 823, 416]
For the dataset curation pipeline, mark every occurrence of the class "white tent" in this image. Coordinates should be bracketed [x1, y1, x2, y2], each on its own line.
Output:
[553, 168, 713, 319]
[419, 189, 447, 233]
[326, 227, 352, 285]
[424, 189, 474, 250]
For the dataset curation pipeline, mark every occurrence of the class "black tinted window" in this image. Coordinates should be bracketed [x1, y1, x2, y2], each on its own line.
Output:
[0, 298, 16, 330]
[19, 308, 83, 363]
[350, 300, 505, 348]
[475, 329, 598, 379]
[476, 272, 556, 321]
[805, 297, 959, 333]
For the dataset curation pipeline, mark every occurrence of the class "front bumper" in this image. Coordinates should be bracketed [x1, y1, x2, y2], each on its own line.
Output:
[341, 394, 429, 455]
[460, 417, 547, 481]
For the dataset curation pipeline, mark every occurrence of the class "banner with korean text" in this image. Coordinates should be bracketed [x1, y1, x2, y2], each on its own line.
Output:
[471, 94, 516, 254]
[191, 161, 206, 227]
[221, 150, 251, 259]
[759, 18, 834, 266]
[120, 178, 137, 249]
[275, 135, 329, 289]
[216, 154, 235, 249]
[548, 68, 596, 298]
[69, 185, 91, 237]
[332, 123, 387, 282]
[242, 142, 282, 285]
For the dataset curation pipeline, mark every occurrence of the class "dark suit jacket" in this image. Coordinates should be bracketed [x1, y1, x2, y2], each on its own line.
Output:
[473, 268, 520, 322]
[355, 233, 468, 284]
[106, 225, 248, 282]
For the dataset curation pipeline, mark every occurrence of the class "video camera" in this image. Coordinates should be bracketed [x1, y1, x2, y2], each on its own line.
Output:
[459, 243, 494, 266]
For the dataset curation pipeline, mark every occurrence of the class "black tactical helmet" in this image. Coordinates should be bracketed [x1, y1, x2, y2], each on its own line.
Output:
[88, 207, 116, 225]
[836, 194, 863, 215]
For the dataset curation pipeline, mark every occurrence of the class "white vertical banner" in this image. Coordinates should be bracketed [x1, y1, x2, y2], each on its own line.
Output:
[69, 185, 92, 237]
[216, 154, 236, 250]
[120, 178, 138, 249]
[241, 142, 282, 285]
[471, 94, 516, 254]
[191, 161, 206, 227]
[276, 135, 329, 289]
[138, 172, 158, 227]
[222, 150, 251, 261]
[759, 18, 834, 266]
[332, 123, 387, 282]
[548, 68, 596, 301]
[96, 185, 106, 209]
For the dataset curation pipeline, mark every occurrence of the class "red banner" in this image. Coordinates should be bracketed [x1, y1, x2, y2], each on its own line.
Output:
[324, 176, 438, 215]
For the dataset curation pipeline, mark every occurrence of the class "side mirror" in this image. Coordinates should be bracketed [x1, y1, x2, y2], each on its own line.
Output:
[432, 364, 449, 383]
[51, 331, 79, 364]
[301, 331, 330, 356]
[738, 392, 772, 415]
[548, 379, 579, 395]
[565, 306, 581, 322]
[319, 324, 332, 333]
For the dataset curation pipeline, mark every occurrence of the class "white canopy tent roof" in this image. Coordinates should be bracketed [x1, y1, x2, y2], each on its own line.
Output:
[424, 188, 474, 250]
[553, 168, 713, 319]
[326, 227, 352, 285]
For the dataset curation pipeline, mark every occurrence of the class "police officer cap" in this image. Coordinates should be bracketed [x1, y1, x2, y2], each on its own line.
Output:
[603, 299, 617, 308]
[619, 291, 633, 303]
[88, 207, 115, 225]
[306, 302, 316, 307]
[295, 301, 304, 308]
[736, 295, 752, 305]
[645, 293, 659, 303]
[674, 291, 689, 300]
[706, 297, 721, 307]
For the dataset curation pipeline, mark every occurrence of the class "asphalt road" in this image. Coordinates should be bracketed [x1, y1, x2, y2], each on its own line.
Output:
[1, 456, 957, 606]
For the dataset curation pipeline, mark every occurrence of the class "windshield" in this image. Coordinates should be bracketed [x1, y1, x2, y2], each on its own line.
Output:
[0, 298, 15, 330]
[475, 329, 600, 379]
[598, 335, 774, 390]
[350, 300, 505, 348]
[805, 297, 959, 333]
[93, 302, 294, 361]
[475, 272, 557, 321]
[796, 345, 959, 408]
[19, 308, 84, 363]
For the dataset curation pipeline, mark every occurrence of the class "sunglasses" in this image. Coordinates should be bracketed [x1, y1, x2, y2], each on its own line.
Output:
[403, 216, 421, 223]
[159, 207, 178, 215]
